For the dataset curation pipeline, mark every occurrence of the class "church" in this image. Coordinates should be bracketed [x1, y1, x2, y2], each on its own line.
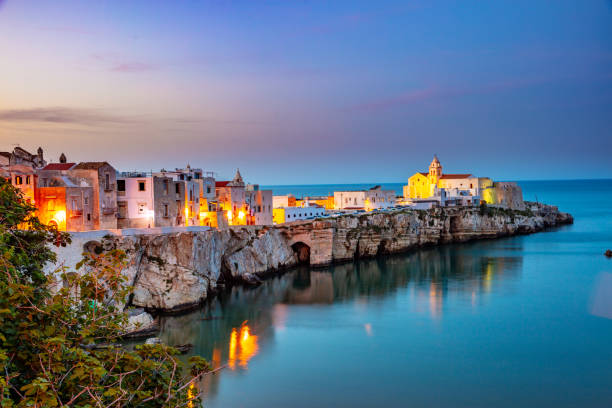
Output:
[403, 156, 494, 202]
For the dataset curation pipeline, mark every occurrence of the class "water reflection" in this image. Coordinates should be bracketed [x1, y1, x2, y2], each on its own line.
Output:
[227, 323, 259, 369]
[158, 239, 524, 403]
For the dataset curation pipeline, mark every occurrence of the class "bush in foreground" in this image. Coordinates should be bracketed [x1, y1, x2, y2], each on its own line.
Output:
[0, 179, 209, 407]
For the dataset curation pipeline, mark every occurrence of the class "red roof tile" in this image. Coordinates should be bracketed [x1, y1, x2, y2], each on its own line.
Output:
[73, 162, 110, 170]
[440, 174, 472, 179]
[42, 163, 76, 171]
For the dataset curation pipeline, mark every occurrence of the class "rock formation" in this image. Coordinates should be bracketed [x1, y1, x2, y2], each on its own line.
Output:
[54, 202, 572, 313]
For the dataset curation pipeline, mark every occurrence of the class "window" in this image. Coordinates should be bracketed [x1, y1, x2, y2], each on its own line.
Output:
[137, 203, 146, 214]
[105, 173, 110, 190]
[14, 176, 22, 185]
[163, 180, 169, 195]
[71, 198, 78, 210]
[163, 204, 169, 217]
[179, 174, 184, 181]
[175, 183, 180, 194]
[87, 213, 91, 221]
[117, 180, 126, 192]
[42, 178, 48, 187]
[189, 189, 193, 201]
[26, 176, 31, 184]
[84, 197, 89, 206]
[207, 186, 211, 194]
[138, 181, 146, 191]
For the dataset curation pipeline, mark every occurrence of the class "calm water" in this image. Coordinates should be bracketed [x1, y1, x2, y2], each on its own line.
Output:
[160, 179, 612, 407]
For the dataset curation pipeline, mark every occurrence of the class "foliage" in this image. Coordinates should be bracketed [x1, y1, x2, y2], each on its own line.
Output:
[0, 179, 210, 407]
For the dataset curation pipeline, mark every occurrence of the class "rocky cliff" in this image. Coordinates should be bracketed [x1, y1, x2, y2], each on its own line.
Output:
[66, 202, 572, 313]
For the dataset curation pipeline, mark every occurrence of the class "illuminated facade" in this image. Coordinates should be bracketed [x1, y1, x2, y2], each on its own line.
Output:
[69, 162, 118, 230]
[404, 156, 493, 204]
[216, 170, 273, 226]
[273, 206, 325, 224]
[35, 159, 104, 231]
[154, 166, 201, 226]
[116, 173, 186, 228]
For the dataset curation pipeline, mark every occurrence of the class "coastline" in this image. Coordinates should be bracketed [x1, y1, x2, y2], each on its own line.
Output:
[51, 201, 573, 317]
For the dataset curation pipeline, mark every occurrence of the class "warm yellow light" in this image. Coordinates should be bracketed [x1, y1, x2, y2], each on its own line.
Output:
[228, 328, 237, 370]
[53, 210, 66, 223]
[187, 382, 195, 408]
[228, 324, 258, 370]
[238, 210, 245, 221]
[227, 210, 233, 221]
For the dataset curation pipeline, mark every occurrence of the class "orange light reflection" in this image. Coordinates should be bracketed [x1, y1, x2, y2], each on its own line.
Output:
[227, 323, 259, 370]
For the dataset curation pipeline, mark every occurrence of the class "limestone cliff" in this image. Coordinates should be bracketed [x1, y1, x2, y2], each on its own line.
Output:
[62, 203, 572, 312]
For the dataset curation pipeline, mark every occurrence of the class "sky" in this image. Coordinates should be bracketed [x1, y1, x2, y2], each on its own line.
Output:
[0, 0, 611, 184]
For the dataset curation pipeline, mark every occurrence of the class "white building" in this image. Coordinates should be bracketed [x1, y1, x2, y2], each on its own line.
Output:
[334, 185, 395, 211]
[273, 194, 296, 208]
[273, 206, 325, 224]
[117, 173, 155, 228]
[246, 184, 273, 225]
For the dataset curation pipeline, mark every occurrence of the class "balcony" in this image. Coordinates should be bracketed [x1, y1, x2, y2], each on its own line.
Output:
[69, 210, 83, 217]
[102, 207, 117, 215]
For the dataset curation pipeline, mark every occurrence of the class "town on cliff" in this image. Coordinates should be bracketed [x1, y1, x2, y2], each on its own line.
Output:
[2, 146, 529, 233]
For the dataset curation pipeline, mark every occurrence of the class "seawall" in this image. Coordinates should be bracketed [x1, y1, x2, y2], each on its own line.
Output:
[50, 202, 572, 313]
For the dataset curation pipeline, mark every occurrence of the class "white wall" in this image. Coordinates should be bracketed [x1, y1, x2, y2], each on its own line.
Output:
[334, 190, 395, 210]
[117, 177, 154, 223]
[279, 206, 325, 223]
[273, 195, 293, 208]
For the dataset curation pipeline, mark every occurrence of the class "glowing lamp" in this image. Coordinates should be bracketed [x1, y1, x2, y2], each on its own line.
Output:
[53, 210, 66, 223]
[238, 211, 245, 221]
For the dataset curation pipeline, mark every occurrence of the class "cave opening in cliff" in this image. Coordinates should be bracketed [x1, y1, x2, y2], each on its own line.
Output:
[291, 242, 311, 265]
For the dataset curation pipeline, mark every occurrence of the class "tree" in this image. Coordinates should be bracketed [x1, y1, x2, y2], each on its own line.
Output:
[0, 179, 210, 407]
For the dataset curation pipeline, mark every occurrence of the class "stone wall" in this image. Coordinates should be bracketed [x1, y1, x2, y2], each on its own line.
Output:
[50, 204, 572, 312]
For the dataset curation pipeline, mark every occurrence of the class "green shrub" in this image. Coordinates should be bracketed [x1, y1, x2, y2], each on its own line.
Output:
[0, 179, 209, 407]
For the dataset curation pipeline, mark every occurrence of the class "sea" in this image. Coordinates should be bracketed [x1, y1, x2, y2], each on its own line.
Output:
[159, 179, 612, 408]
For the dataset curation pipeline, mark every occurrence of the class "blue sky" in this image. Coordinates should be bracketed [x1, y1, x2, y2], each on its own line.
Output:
[0, 0, 610, 183]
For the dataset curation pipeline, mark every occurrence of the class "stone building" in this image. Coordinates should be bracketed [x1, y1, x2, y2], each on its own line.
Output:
[246, 184, 273, 225]
[153, 166, 201, 226]
[116, 172, 183, 228]
[405, 156, 493, 201]
[70, 162, 118, 230]
[35, 184, 95, 232]
[38, 158, 117, 230]
[334, 186, 395, 211]
[216, 170, 273, 225]
[0, 146, 47, 169]
[2, 164, 37, 204]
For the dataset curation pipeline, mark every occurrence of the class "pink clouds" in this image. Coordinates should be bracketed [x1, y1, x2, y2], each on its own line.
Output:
[90, 53, 157, 73]
[110, 62, 156, 73]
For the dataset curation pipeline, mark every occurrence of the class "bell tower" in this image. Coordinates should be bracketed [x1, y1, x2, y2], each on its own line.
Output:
[428, 155, 442, 186]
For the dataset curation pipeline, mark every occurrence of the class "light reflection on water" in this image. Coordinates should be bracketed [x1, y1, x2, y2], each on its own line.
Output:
[160, 179, 612, 408]
[159, 242, 524, 405]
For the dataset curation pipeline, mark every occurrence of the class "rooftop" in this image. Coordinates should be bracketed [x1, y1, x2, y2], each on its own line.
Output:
[42, 163, 76, 171]
[73, 161, 112, 170]
[440, 174, 473, 179]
